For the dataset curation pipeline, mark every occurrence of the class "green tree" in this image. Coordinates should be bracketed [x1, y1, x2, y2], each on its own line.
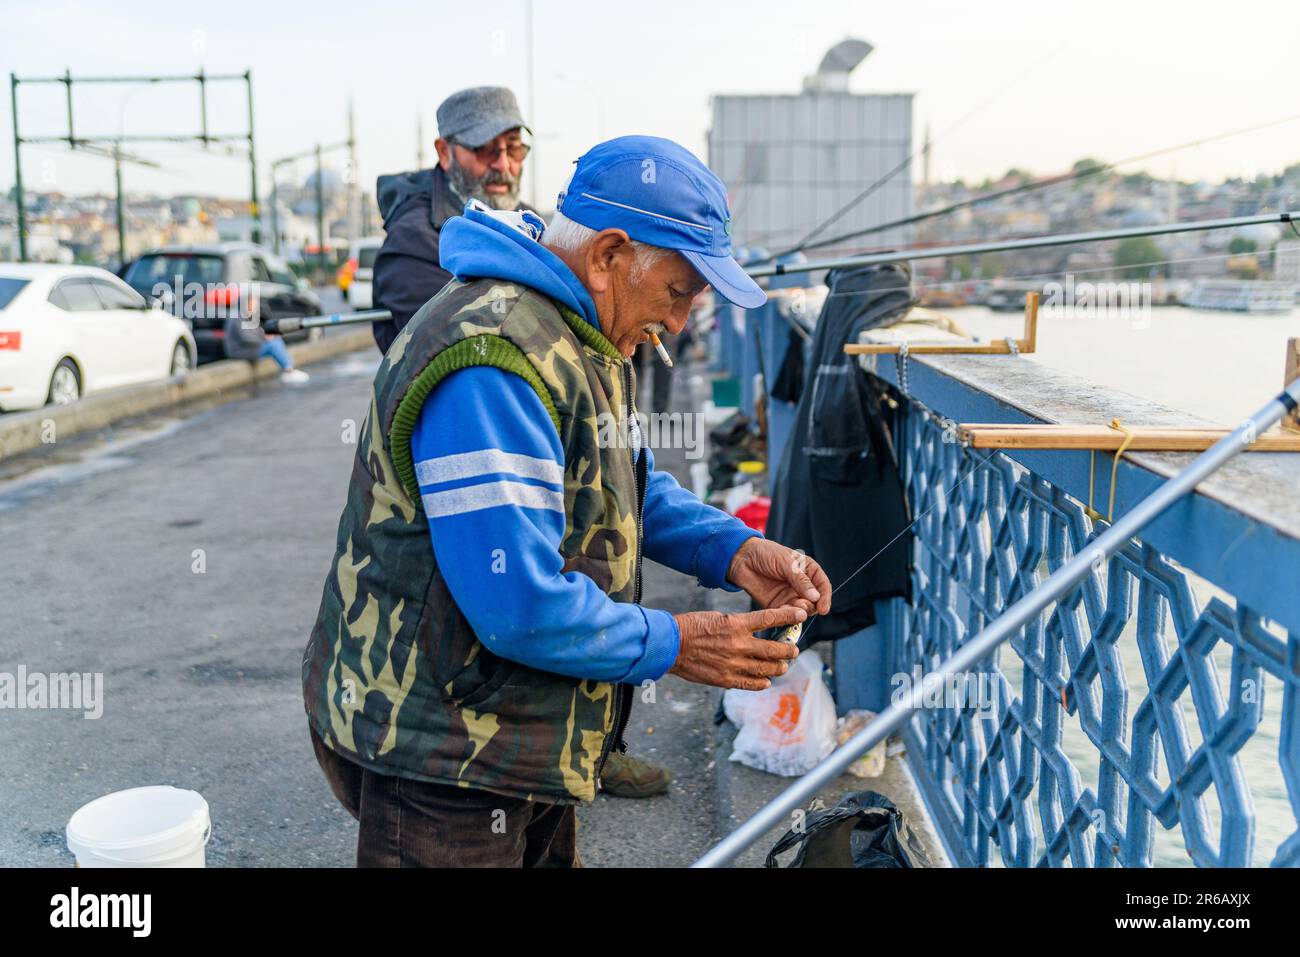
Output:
[1228, 237, 1258, 254]
[1114, 237, 1161, 279]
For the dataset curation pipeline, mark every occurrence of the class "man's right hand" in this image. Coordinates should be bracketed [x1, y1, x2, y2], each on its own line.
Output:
[667, 606, 805, 691]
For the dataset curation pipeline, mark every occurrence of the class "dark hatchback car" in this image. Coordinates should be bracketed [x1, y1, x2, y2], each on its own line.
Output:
[122, 243, 321, 362]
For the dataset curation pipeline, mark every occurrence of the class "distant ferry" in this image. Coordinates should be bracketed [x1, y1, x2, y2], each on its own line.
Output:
[984, 282, 1041, 312]
[1183, 279, 1298, 314]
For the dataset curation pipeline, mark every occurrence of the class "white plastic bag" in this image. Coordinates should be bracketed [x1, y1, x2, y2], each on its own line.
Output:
[723, 649, 837, 776]
[836, 710, 888, 778]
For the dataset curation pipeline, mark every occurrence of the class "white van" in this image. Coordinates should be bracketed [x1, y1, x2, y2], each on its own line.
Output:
[344, 237, 384, 310]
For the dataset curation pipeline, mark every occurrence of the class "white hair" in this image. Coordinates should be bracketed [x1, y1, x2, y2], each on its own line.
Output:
[542, 210, 673, 281]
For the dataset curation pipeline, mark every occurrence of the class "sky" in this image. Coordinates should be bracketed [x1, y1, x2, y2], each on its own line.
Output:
[3, 0, 1300, 208]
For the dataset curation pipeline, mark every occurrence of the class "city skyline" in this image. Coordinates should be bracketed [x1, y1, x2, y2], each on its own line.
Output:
[4, 0, 1300, 209]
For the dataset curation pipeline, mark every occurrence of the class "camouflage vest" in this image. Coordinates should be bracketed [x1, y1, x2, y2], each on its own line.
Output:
[302, 277, 644, 804]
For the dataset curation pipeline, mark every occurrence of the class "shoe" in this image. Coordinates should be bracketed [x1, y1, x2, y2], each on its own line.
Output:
[600, 751, 671, 798]
[281, 369, 310, 384]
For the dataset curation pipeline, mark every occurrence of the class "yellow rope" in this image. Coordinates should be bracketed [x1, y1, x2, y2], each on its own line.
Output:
[1085, 419, 1136, 523]
[1087, 450, 1097, 520]
[1106, 418, 1136, 521]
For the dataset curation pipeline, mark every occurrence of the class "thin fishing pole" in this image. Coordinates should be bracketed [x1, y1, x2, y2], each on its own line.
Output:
[781, 109, 1300, 258]
[749, 210, 1300, 278]
[811, 246, 1297, 309]
[809, 190, 1295, 305]
[773, 46, 1067, 261]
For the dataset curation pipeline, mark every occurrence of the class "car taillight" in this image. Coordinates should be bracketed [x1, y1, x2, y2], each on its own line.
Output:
[0, 331, 20, 351]
[204, 286, 238, 308]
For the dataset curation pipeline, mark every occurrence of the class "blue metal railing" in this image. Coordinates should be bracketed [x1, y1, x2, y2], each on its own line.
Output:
[884, 401, 1299, 867]
[731, 292, 1300, 867]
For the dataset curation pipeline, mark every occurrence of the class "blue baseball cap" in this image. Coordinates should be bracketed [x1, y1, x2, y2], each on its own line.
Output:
[557, 136, 767, 309]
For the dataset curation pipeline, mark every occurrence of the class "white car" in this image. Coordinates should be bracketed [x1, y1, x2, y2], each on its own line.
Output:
[344, 236, 383, 310]
[0, 263, 197, 412]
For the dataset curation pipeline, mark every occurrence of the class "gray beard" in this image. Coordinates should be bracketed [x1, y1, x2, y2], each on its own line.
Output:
[446, 153, 521, 211]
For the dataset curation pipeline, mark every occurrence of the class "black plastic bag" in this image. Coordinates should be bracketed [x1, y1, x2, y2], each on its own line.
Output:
[764, 791, 932, 868]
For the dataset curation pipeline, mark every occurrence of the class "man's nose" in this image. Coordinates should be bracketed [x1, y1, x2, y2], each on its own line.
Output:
[489, 150, 512, 173]
[664, 311, 689, 336]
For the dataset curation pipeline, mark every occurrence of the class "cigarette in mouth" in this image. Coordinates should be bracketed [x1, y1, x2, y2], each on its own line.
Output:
[651, 333, 673, 367]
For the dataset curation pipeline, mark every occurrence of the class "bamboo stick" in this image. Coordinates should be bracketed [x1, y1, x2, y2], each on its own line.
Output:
[845, 290, 1039, 356]
[958, 423, 1300, 451]
[1285, 338, 1300, 435]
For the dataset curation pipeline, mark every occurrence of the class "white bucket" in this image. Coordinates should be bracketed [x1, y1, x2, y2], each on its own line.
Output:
[66, 786, 211, 868]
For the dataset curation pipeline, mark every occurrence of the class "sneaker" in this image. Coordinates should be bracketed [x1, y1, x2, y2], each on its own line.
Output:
[281, 369, 310, 385]
[600, 751, 671, 798]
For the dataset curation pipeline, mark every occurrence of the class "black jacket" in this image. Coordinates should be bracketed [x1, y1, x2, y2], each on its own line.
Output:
[370, 166, 463, 353]
[370, 167, 537, 354]
[767, 263, 916, 641]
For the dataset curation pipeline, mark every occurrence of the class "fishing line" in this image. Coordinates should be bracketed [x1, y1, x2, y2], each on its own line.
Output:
[763, 109, 1300, 264]
[794, 441, 1003, 643]
[772, 45, 1068, 260]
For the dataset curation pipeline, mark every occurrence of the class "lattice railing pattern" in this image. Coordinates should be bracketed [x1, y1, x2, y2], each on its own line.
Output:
[890, 405, 1300, 867]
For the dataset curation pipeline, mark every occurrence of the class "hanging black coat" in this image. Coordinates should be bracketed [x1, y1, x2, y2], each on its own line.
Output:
[767, 263, 915, 641]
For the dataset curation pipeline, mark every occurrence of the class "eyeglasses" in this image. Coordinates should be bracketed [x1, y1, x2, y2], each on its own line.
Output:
[451, 139, 531, 164]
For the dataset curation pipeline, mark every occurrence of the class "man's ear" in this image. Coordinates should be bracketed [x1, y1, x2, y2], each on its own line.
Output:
[434, 138, 452, 171]
[585, 229, 632, 295]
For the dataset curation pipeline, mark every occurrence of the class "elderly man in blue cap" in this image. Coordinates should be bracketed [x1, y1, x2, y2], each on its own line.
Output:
[303, 136, 832, 867]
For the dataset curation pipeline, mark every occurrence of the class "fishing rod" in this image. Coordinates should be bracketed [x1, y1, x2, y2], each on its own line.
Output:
[746, 209, 1300, 279]
[262, 309, 390, 333]
[263, 210, 1296, 332]
[781, 46, 1067, 258]
[694, 371, 1300, 868]
[761, 109, 1300, 261]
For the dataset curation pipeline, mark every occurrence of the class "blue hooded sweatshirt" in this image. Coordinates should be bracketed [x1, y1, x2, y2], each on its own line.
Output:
[409, 202, 759, 685]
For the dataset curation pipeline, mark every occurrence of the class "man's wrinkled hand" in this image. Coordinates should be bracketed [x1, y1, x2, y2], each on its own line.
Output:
[668, 606, 805, 691]
[726, 537, 832, 616]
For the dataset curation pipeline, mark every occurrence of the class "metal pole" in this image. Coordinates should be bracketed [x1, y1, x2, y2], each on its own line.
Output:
[747, 210, 1300, 278]
[114, 142, 126, 266]
[246, 70, 261, 245]
[198, 68, 209, 147]
[347, 98, 358, 244]
[270, 162, 281, 256]
[525, 0, 537, 209]
[264, 308, 389, 333]
[63, 68, 74, 146]
[315, 143, 326, 277]
[693, 374, 1300, 868]
[10, 73, 26, 262]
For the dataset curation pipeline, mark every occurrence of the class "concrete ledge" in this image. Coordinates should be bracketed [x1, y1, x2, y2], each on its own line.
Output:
[0, 328, 375, 460]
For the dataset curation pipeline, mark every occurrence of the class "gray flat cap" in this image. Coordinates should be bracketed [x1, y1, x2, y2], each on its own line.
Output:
[436, 86, 530, 148]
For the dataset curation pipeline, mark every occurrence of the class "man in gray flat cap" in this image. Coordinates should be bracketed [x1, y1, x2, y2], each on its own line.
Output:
[371, 86, 534, 353]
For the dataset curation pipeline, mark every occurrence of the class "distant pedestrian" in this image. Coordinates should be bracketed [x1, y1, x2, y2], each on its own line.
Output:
[223, 311, 309, 384]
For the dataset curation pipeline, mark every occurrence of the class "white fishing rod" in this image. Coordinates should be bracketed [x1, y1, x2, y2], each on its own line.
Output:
[746, 210, 1300, 279]
[693, 374, 1300, 868]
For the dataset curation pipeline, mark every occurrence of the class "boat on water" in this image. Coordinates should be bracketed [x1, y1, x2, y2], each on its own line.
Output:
[916, 287, 970, 309]
[984, 282, 1042, 311]
[1183, 279, 1298, 314]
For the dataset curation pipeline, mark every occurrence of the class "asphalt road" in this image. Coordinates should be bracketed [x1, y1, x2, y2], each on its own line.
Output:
[0, 338, 726, 867]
